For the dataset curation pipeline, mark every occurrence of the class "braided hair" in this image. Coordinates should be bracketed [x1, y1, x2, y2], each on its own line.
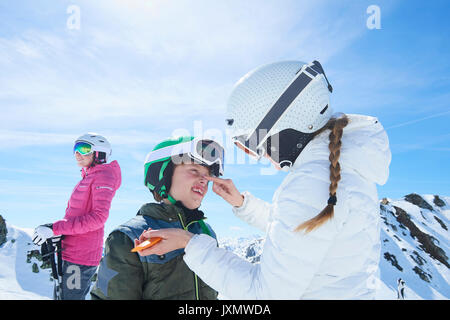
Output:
[295, 114, 349, 233]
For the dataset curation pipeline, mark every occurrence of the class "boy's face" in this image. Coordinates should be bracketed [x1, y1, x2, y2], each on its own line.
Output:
[169, 163, 211, 209]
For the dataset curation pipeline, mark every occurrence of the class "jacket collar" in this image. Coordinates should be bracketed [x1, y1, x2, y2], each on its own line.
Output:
[81, 160, 121, 179]
[138, 201, 205, 226]
[81, 164, 101, 178]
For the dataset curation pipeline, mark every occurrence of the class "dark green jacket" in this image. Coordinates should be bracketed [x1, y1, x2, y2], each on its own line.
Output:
[90, 202, 218, 300]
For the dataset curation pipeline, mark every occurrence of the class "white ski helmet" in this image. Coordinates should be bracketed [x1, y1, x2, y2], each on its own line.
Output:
[74, 133, 112, 164]
[226, 60, 334, 168]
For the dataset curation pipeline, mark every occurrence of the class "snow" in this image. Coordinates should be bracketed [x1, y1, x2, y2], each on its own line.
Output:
[377, 195, 450, 300]
[1, 193, 448, 300]
[0, 223, 52, 299]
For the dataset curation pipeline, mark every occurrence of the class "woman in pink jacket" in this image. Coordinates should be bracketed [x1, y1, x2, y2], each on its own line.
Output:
[33, 133, 122, 300]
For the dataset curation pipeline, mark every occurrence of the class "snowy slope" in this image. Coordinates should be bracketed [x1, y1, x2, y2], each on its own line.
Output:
[378, 194, 449, 299]
[0, 222, 53, 299]
[217, 193, 449, 300]
[0, 193, 448, 300]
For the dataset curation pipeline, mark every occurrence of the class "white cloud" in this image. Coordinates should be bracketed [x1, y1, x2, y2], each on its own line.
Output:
[0, 0, 370, 148]
[0, 129, 167, 148]
[0, 130, 74, 148]
[386, 110, 450, 130]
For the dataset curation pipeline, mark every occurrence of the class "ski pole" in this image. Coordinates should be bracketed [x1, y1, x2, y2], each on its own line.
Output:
[45, 238, 59, 299]
[55, 238, 63, 300]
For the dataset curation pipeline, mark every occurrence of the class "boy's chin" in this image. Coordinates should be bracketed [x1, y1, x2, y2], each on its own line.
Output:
[182, 199, 202, 210]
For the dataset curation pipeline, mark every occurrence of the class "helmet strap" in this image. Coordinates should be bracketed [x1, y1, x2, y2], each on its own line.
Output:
[242, 60, 330, 153]
[94, 151, 107, 164]
[167, 194, 177, 204]
[88, 153, 97, 168]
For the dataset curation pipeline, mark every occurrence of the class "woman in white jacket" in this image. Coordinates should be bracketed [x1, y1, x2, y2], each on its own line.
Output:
[136, 60, 392, 299]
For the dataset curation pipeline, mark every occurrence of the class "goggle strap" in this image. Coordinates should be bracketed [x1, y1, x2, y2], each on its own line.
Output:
[147, 139, 223, 167]
[146, 138, 224, 177]
[241, 60, 329, 154]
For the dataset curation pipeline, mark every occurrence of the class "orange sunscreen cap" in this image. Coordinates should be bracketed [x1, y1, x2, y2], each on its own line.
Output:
[131, 237, 162, 253]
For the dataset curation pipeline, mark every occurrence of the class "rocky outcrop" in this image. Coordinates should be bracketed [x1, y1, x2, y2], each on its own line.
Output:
[245, 239, 263, 263]
[404, 193, 434, 211]
[393, 206, 449, 268]
[433, 195, 446, 207]
[0, 215, 7, 247]
[384, 252, 403, 271]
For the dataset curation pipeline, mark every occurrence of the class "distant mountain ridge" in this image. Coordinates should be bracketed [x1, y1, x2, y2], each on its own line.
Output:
[378, 194, 449, 299]
[0, 193, 449, 299]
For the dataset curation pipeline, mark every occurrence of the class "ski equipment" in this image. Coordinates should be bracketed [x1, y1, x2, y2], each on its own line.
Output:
[73, 142, 93, 155]
[74, 133, 112, 164]
[226, 60, 334, 168]
[41, 236, 64, 300]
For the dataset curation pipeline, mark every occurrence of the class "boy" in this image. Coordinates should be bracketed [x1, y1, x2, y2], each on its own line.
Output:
[90, 136, 224, 300]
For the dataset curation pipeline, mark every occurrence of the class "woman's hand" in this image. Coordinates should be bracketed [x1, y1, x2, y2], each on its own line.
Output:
[133, 228, 194, 257]
[205, 176, 244, 207]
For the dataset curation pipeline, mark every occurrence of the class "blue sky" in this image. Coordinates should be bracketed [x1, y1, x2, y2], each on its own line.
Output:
[0, 0, 449, 239]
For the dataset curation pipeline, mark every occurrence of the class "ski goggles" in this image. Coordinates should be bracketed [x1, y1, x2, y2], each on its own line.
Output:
[192, 138, 225, 176]
[233, 134, 265, 160]
[172, 138, 224, 177]
[146, 137, 225, 177]
[73, 141, 93, 155]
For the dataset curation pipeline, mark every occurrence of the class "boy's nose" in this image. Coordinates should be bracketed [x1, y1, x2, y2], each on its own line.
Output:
[198, 175, 208, 185]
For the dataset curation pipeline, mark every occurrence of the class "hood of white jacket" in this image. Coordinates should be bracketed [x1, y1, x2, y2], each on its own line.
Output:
[292, 113, 391, 185]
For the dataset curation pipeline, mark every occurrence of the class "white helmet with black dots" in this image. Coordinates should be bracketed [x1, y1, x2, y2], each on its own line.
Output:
[226, 60, 334, 169]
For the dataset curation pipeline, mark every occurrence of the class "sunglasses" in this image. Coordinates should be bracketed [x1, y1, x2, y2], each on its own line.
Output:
[73, 141, 93, 155]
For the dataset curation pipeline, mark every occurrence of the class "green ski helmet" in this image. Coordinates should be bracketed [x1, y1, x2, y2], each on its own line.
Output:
[144, 136, 225, 203]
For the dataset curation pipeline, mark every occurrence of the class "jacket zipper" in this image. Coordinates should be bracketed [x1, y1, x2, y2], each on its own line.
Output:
[176, 211, 201, 300]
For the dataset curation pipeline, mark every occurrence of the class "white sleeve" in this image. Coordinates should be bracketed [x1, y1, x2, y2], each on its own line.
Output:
[183, 234, 263, 299]
[184, 164, 343, 300]
[232, 191, 272, 233]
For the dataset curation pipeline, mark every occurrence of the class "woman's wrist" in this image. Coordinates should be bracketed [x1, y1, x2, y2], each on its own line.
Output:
[233, 194, 244, 208]
[182, 230, 194, 248]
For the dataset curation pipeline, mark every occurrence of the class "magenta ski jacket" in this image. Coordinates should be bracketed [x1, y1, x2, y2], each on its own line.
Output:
[53, 160, 122, 266]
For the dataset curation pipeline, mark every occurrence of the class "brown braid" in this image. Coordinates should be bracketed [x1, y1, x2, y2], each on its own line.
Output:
[295, 114, 349, 233]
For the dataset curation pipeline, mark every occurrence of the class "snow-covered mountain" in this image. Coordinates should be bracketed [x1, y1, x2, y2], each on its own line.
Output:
[217, 193, 450, 300]
[378, 194, 449, 299]
[0, 221, 53, 299]
[0, 193, 449, 300]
